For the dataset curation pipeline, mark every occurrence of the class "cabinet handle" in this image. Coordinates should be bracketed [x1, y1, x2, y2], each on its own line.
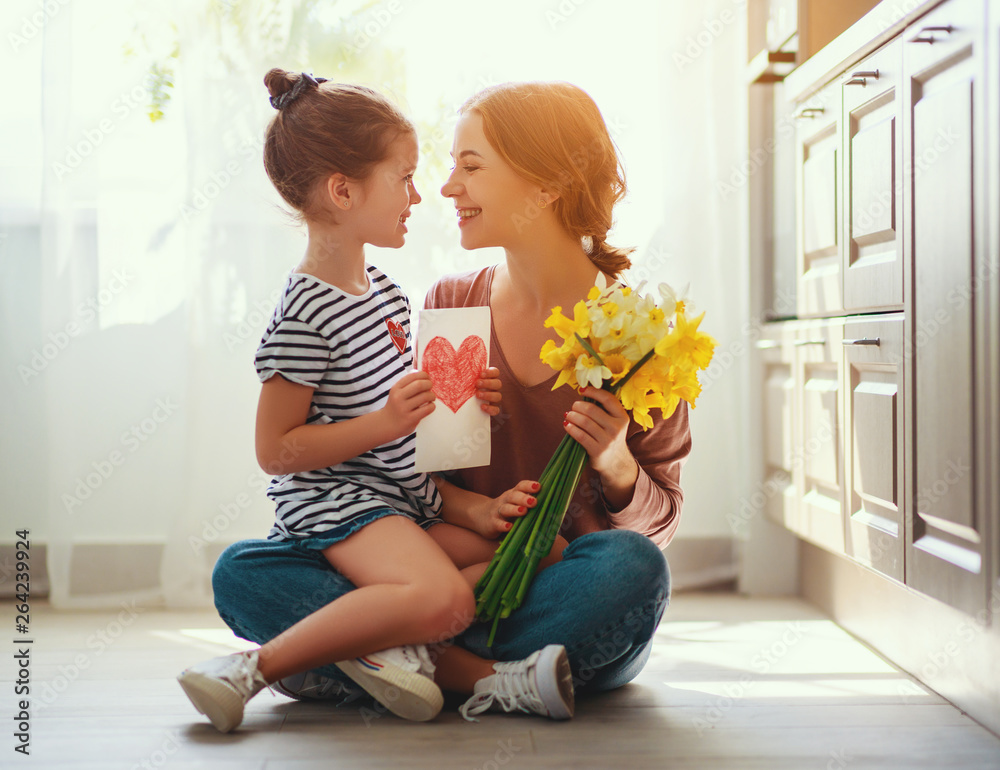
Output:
[845, 69, 879, 86]
[842, 337, 881, 346]
[908, 25, 954, 44]
[795, 107, 825, 119]
[794, 339, 826, 346]
[755, 340, 780, 349]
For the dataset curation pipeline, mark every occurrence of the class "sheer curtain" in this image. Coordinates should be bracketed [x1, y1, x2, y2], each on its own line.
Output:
[5, 0, 308, 607]
[0, 0, 750, 608]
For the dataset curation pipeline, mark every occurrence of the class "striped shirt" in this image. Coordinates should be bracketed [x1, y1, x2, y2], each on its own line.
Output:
[255, 266, 442, 541]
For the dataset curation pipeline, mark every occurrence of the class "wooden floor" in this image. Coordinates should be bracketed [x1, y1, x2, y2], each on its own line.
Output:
[13, 593, 1000, 769]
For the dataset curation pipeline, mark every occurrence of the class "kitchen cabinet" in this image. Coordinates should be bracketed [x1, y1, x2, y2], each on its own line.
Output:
[748, 0, 994, 612]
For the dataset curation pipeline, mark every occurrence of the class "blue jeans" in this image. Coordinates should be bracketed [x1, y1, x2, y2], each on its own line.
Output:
[212, 529, 670, 695]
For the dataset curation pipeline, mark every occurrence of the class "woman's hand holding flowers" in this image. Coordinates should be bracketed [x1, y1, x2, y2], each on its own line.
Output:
[564, 386, 638, 509]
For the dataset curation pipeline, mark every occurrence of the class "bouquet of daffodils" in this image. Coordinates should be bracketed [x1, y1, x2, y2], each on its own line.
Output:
[473, 278, 716, 644]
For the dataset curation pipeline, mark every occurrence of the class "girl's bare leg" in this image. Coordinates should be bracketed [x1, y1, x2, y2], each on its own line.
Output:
[253, 516, 475, 683]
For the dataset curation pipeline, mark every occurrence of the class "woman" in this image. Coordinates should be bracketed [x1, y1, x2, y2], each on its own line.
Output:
[211, 81, 690, 718]
[426, 82, 690, 700]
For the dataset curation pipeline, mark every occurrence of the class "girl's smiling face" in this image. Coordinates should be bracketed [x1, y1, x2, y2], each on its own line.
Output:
[440, 111, 541, 250]
[356, 131, 421, 249]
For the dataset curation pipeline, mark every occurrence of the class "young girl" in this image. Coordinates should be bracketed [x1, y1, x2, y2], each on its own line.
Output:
[177, 70, 574, 732]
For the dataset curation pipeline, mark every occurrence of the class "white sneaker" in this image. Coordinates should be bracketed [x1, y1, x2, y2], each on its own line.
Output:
[271, 670, 362, 702]
[335, 644, 443, 722]
[177, 650, 271, 732]
[459, 644, 575, 722]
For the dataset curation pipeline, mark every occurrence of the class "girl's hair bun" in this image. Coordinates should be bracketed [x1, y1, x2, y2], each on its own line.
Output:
[264, 68, 297, 101]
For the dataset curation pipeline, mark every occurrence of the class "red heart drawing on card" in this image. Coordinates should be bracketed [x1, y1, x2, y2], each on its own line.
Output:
[421, 335, 487, 413]
[386, 319, 407, 354]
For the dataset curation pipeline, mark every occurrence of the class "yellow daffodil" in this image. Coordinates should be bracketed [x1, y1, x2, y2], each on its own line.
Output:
[540, 338, 578, 370]
[544, 300, 591, 341]
[602, 353, 631, 383]
[654, 310, 716, 371]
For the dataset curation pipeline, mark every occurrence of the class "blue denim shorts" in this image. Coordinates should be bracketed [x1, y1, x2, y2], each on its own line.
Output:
[274, 508, 441, 551]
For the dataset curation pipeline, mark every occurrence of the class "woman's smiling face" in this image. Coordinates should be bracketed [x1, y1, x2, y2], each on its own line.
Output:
[440, 111, 541, 250]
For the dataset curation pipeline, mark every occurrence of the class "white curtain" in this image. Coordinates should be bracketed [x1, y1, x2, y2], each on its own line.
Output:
[0, 0, 748, 608]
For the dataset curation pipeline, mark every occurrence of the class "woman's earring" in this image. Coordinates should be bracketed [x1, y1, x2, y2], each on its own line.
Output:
[344, 201, 351, 209]
[538, 199, 547, 209]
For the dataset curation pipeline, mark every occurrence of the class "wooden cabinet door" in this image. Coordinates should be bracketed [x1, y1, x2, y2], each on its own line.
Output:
[903, 0, 987, 615]
[989, 0, 1000, 632]
[796, 320, 845, 552]
[796, 80, 842, 317]
[842, 38, 904, 312]
[758, 326, 800, 534]
[843, 315, 905, 581]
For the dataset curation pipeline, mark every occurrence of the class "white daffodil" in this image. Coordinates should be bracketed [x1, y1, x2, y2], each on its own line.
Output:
[574, 354, 611, 389]
[587, 299, 626, 338]
[658, 282, 694, 318]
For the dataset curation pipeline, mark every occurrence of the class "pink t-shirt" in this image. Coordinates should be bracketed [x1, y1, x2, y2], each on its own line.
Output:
[424, 266, 692, 549]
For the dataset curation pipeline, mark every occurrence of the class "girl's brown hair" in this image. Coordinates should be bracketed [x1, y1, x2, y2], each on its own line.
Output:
[460, 82, 633, 277]
[262, 69, 415, 222]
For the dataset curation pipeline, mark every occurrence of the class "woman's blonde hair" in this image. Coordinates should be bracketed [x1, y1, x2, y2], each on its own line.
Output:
[460, 82, 633, 277]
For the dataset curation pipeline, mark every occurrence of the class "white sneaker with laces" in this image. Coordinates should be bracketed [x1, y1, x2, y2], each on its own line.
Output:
[459, 644, 575, 722]
[335, 644, 443, 722]
[271, 670, 362, 702]
[177, 649, 271, 733]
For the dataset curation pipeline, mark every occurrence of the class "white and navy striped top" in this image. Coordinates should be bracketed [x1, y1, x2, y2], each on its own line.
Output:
[255, 266, 442, 541]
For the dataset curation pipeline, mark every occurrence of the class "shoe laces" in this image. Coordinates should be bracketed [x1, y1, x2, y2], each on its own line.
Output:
[302, 672, 365, 703]
[459, 659, 544, 722]
[408, 644, 436, 679]
[378, 644, 436, 678]
[304, 672, 348, 699]
[219, 651, 271, 700]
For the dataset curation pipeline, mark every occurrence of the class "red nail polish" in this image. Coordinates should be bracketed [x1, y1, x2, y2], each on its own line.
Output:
[532, 482, 540, 491]
[527, 497, 536, 505]
[563, 420, 570, 427]
[505, 522, 512, 530]
[517, 505, 526, 513]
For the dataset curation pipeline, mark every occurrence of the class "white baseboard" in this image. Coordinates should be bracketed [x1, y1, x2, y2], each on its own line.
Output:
[666, 536, 739, 592]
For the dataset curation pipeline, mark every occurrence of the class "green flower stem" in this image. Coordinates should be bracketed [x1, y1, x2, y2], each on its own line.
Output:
[512, 443, 586, 607]
[475, 438, 571, 585]
[476, 433, 589, 645]
[574, 333, 605, 366]
[486, 443, 589, 644]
